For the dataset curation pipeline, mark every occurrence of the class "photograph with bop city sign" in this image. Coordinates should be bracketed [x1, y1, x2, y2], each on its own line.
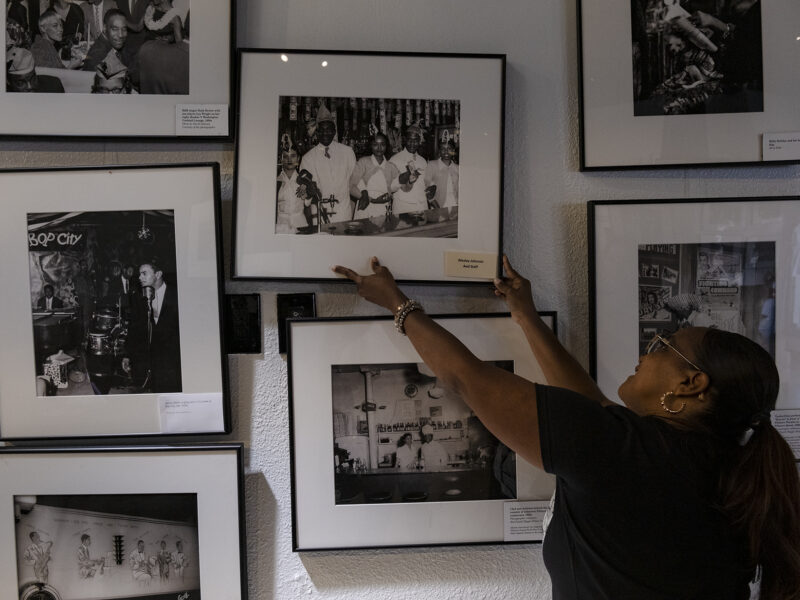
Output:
[0, 165, 227, 440]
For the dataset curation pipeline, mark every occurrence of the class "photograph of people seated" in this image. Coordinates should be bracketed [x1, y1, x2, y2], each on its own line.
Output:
[274, 95, 460, 237]
[631, 0, 763, 115]
[15, 493, 199, 600]
[27, 209, 182, 397]
[6, 0, 190, 94]
[331, 361, 517, 505]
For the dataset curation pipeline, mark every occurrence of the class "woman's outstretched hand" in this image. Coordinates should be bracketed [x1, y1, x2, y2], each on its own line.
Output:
[332, 257, 408, 313]
[494, 255, 537, 322]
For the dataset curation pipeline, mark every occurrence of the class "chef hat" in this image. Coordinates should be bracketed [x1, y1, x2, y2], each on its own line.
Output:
[7, 47, 35, 75]
[96, 49, 128, 80]
[315, 103, 335, 125]
[421, 424, 433, 436]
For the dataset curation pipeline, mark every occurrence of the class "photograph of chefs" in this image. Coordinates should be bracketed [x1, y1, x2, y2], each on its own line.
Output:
[27, 209, 181, 396]
[274, 95, 460, 237]
[331, 361, 516, 504]
[15, 493, 199, 599]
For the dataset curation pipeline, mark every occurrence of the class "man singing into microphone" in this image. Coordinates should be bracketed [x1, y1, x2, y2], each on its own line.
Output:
[125, 258, 182, 393]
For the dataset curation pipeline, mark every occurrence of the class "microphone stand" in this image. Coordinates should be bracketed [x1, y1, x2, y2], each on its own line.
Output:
[140, 285, 154, 391]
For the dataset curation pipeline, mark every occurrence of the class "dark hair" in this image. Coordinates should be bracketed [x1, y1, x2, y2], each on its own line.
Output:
[370, 132, 389, 145]
[81, 534, 90, 543]
[140, 258, 163, 275]
[30, 531, 38, 541]
[692, 328, 800, 600]
[103, 8, 125, 26]
[43, 284, 54, 294]
[397, 433, 412, 447]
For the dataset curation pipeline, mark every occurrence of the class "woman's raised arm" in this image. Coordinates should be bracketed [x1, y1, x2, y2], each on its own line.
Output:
[333, 257, 543, 468]
[494, 255, 612, 405]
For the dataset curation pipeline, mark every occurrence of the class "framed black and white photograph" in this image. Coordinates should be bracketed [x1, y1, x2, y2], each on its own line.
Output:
[0, 164, 228, 440]
[589, 197, 799, 410]
[288, 313, 557, 550]
[233, 50, 505, 282]
[3, 0, 233, 139]
[579, 0, 800, 168]
[0, 444, 247, 600]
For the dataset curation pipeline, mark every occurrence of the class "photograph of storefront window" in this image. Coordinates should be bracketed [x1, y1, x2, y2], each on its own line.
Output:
[637, 241, 776, 357]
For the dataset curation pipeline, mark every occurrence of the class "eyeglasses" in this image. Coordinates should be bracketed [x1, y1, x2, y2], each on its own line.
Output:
[645, 334, 704, 372]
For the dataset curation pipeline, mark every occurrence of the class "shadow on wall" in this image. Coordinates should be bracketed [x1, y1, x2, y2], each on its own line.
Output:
[244, 473, 277, 599]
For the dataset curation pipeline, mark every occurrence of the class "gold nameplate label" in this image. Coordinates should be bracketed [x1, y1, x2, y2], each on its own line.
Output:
[444, 251, 498, 279]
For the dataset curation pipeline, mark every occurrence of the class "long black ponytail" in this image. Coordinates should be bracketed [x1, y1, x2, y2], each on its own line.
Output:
[693, 328, 800, 600]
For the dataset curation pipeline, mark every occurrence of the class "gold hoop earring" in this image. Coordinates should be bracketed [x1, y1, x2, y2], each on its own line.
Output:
[660, 391, 686, 415]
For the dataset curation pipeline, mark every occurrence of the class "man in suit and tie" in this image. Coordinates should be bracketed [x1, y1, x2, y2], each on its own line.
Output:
[36, 284, 64, 311]
[125, 258, 182, 393]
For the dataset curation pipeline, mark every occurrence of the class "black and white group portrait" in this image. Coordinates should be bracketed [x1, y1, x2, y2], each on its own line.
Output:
[6, 0, 190, 94]
[15, 493, 199, 600]
[28, 210, 182, 397]
[331, 362, 516, 505]
[274, 95, 461, 237]
[630, 0, 763, 115]
[637, 241, 775, 356]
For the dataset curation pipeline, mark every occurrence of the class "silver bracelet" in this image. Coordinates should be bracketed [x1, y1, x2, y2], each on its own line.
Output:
[394, 299, 424, 335]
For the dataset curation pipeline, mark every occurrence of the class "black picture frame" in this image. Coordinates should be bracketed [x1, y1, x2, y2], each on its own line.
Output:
[0, 443, 248, 599]
[232, 49, 506, 283]
[578, 0, 800, 170]
[287, 312, 557, 551]
[2, 0, 235, 141]
[0, 163, 230, 440]
[588, 197, 799, 409]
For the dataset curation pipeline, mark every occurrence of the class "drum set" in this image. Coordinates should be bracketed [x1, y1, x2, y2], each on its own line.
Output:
[84, 306, 131, 391]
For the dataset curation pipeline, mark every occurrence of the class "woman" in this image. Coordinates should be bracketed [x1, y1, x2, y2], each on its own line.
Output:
[395, 432, 417, 470]
[137, 0, 188, 94]
[275, 147, 311, 234]
[333, 255, 800, 599]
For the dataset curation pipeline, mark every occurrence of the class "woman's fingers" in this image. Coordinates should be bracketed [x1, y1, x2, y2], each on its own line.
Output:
[502, 254, 520, 279]
[494, 277, 511, 294]
[332, 265, 362, 284]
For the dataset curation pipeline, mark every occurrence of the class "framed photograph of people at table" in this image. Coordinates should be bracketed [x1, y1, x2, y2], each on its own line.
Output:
[0, 444, 247, 600]
[0, 163, 229, 440]
[578, 0, 800, 169]
[232, 49, 505, 283]
[589, 197, 800, 411]
[2, 0, 234, 139]
[288, 313, 557, 550]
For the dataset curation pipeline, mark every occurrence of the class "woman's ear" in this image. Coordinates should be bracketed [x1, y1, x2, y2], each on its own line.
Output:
[675, 370, 710, 398]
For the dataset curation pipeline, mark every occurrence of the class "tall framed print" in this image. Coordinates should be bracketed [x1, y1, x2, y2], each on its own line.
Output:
[288, 313, 557, 550]
[0, 444, 247, 600]
[579, 0, 800, 169]
[2, 0, 234, 139]
[0, 164, 229, 440]
[589, 197, 800, 411]
[233, 49, 505, 283]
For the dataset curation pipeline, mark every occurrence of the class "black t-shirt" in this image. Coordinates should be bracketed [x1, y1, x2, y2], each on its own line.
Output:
[536, 384, 753, 600]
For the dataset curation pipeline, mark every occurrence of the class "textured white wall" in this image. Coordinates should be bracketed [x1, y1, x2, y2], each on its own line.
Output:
[2, 0, 799, 598]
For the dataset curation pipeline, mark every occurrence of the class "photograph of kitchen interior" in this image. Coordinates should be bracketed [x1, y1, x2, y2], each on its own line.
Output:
[331, 361, 516, 504]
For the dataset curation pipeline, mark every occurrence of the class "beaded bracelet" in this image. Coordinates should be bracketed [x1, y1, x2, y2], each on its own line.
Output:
[394, 299, 424, 335]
